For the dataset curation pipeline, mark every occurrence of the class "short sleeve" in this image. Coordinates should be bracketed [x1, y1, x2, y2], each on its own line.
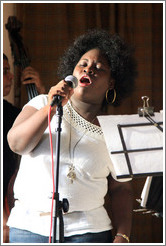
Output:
[23, 94, 48, 110]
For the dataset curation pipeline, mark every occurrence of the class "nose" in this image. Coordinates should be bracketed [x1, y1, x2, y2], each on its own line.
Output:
[84, 67, 94, 75]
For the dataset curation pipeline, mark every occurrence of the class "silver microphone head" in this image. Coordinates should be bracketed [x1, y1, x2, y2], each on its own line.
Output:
[65, 75, 78, 88]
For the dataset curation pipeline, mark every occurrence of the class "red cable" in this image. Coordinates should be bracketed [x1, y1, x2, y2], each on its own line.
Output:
[48, 105, 55, 243]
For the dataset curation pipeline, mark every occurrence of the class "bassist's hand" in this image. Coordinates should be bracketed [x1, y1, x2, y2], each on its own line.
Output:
[21, 66, 45, 94]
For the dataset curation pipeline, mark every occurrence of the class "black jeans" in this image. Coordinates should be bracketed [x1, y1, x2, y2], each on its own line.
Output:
[10, 227, 113, 243]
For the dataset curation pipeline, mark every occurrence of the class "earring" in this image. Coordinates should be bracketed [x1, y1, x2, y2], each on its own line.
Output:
[106, 88, 116, 104]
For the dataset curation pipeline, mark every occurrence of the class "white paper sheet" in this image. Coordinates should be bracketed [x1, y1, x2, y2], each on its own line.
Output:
[98, 112, 163, 179]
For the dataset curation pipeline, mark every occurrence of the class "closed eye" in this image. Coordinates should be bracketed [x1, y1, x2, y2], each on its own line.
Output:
[79, 62, 88, 67]
[3, 68, 9, 75]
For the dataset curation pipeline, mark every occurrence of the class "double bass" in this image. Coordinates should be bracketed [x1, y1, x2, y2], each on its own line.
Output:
[5, 16, 38, 101]
[5, 16, 39, 212]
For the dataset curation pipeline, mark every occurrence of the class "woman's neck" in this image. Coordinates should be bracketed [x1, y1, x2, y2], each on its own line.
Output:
[70, 98, 103, 125]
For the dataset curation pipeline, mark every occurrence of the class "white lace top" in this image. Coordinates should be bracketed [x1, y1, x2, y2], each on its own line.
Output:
[7, 95, 125, 237]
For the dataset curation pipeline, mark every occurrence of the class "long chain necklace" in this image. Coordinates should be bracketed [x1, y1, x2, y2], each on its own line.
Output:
[67, 102, 97, 184]
[67, 130, 85, 183]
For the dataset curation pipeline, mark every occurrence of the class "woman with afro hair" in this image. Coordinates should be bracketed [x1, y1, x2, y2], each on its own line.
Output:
[7, 29, 137, 243]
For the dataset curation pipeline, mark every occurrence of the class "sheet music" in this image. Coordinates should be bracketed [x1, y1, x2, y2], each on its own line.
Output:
[98, 112, 163, 178]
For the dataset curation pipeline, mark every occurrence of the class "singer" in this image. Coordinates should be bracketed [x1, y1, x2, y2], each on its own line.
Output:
[7, 29, 137, 243]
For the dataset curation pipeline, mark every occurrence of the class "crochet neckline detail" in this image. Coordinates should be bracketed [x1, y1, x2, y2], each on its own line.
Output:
[63, 101, 103, 136]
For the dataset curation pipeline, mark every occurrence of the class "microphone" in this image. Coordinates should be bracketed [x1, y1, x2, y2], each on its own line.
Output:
[50, 75, 78, 107]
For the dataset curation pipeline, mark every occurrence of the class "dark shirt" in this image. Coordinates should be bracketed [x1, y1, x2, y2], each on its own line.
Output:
[146, 176, 163, 216]
[3, 99, 21, 203]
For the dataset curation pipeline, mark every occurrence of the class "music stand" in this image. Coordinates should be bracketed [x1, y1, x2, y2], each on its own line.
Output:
[98, 111, 163, 179]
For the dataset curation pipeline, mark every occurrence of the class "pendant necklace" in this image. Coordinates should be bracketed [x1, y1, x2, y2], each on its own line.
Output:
[67, 131, 84, 183]
[67, 102, 97, 184]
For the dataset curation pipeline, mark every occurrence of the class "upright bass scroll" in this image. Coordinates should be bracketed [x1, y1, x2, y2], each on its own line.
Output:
[5, 16, 38, 101]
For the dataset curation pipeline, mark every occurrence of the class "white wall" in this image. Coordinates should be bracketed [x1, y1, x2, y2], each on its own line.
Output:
[3, 3, 16, 104]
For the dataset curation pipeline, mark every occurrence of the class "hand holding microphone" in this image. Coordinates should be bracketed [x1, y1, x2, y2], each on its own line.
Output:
[49, 75, 78, 107]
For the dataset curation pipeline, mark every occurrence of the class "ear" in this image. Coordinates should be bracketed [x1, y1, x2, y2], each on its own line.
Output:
[109, 79, 115, 89]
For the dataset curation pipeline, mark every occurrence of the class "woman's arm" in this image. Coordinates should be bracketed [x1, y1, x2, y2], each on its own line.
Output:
[108, 175, 133, 243]
[7, 80, 74, 155]
[7, 105, 51, 155]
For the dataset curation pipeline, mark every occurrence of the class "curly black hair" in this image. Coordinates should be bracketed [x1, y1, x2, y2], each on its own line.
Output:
[57, 29, 137, 107]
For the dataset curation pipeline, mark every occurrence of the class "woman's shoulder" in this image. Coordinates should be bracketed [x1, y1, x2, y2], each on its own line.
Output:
[23, 94, 48, 110]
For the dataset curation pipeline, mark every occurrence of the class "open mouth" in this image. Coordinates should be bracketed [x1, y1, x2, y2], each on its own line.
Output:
[80, 76, 92, 86]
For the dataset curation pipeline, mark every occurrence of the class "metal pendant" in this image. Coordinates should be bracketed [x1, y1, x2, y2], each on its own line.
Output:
[67, 164, 76, 183]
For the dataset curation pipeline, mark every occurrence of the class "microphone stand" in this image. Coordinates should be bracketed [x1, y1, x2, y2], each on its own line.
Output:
[51, 96, 69, 243]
